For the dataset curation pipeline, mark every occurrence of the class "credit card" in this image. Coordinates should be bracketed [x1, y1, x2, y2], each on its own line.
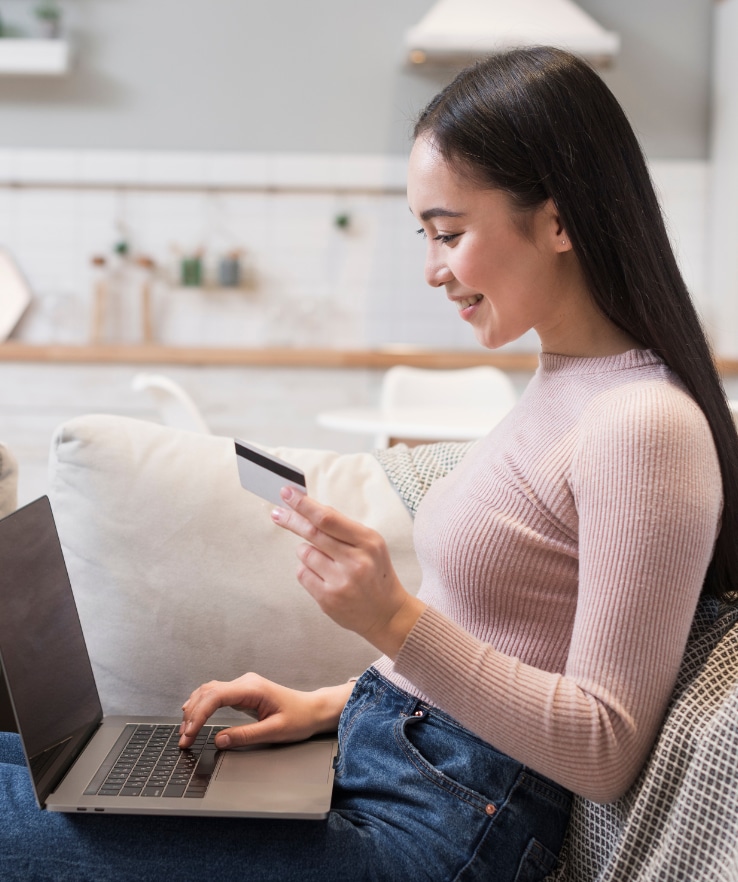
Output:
[235, 440, 307, 506]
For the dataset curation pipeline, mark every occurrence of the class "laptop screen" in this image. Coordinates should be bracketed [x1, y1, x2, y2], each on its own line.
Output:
[0, 497, 103, 802]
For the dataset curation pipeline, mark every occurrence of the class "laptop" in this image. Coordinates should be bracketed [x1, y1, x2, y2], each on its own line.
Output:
[0, 496, 338, 819]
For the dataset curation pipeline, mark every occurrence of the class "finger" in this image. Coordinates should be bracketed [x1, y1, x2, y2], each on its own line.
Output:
[281, 490, 352, 541]
[179, 678, 261, 747]
[214, 715, 293, 749]
[271, 507, 345, 560]
[296, 541, 337, 580]
[276, 489, 369, 547]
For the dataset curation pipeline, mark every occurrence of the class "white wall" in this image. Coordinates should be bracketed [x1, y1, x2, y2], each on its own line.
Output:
[0, 149, 710, 353]
[0, 0, 714, 160]
[0, 0, 438, 155]
[0, 0, 721, 352]
[581, 0, 712, 159]
[707, 0, 738, 357]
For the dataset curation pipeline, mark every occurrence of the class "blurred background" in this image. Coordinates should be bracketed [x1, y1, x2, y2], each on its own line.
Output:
[0, 0, 736, 504]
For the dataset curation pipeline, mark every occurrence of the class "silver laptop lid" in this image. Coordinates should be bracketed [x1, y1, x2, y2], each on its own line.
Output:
[0, 497, 103, 806]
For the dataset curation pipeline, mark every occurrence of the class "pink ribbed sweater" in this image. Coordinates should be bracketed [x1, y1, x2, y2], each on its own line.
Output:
[374, 349, 722, 802]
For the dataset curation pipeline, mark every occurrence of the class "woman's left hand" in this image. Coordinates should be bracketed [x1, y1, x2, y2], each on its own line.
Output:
[271, 487, 425, 658]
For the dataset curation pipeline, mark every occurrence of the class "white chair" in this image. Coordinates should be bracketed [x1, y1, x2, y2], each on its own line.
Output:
[375, 365, 517, 447]
[131, 373, 211, 434]
[0, 248, 31, 342]
[729, 400, 738, 431]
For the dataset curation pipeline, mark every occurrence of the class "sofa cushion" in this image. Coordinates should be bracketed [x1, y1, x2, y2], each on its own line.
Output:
[48, 414, 421, 717]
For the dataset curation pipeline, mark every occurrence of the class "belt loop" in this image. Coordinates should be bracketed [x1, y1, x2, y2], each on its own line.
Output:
[400, 697, 427, 719]
[400, 696, 421, 718]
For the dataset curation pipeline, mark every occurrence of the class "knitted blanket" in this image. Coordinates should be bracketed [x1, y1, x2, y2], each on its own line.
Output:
[374, 442, 738, 882]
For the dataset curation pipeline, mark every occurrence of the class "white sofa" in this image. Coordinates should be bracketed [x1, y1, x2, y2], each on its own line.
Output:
[4, 413, 738, 880]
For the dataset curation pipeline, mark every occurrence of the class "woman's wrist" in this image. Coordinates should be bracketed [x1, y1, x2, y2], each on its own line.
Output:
[309, 681, 355, 734]
[364, 596, 427, 660]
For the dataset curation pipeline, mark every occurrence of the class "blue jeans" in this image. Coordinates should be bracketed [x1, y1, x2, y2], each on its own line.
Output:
[0, 668, 571, 881]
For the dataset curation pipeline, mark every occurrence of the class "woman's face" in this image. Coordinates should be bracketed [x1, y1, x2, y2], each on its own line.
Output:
[407, 135, 572, 351]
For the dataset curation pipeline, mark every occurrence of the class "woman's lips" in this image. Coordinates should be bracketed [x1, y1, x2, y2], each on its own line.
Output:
[454, 293, 483, 319]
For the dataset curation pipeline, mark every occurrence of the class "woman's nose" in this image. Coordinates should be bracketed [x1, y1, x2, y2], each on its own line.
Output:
[425, 251, 453, 288]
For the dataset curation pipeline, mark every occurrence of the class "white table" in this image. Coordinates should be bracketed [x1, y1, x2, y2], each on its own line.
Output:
[317, 405, 513, 446]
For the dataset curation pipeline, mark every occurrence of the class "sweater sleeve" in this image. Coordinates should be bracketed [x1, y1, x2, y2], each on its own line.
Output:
[392, 386, 722, 802]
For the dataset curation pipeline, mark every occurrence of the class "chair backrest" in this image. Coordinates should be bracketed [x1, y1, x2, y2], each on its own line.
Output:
[379, 365, 517, 412]
[131, 372, 211, 434]
[729, 399, 738, 431]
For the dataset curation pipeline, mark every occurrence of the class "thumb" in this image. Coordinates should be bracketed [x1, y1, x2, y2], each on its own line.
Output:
[215, 715, 286, 749]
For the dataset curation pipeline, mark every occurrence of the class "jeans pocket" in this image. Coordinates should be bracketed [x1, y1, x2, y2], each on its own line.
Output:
[395, 708, 522, 814]
[513, 837, 559, 882]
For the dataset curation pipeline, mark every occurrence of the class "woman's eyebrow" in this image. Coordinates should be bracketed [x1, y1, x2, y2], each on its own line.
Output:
[419, 208, 465, 222]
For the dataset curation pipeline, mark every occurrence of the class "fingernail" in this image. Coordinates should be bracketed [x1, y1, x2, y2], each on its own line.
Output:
[281, 486, 293, 502]
[271, 508, 283, 523]
[216, 733, 231, 748]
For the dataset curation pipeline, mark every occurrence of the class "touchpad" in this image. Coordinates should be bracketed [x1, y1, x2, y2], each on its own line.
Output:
[216, 740, 335, 785]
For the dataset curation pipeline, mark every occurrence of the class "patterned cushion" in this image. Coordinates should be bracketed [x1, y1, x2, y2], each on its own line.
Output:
[549, 599, 738, 882]
[374, 441, 475, 516]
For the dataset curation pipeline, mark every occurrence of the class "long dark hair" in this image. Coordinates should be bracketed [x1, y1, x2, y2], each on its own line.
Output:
[415, 46, 738, 601]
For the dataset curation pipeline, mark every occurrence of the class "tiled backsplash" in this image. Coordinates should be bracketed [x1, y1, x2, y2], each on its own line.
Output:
[0, 150, 710, 352]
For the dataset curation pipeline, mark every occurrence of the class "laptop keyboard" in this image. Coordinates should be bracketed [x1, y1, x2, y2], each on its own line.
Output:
[84, 723, 226, 799]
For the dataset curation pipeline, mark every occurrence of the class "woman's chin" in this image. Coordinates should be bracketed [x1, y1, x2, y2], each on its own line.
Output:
[473, 329, 512, 351]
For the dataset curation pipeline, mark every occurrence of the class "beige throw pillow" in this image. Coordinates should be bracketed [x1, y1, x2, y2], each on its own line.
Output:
[48, 415, 420, 717]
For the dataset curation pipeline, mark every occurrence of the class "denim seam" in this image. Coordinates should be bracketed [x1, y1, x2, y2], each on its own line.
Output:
[449, 800, 517, 882]
[341, 682, 387, 745]
[519, 773, 572, 812]
[334, 681, 388, 778]
[393, 718, 500, 815]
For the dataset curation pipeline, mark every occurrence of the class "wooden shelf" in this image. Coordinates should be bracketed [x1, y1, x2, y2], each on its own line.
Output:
[2, 342, 737, 375]
[0, 342, 540, 371]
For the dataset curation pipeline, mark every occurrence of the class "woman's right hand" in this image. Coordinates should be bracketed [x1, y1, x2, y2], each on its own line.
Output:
[178, 673, 354, 750]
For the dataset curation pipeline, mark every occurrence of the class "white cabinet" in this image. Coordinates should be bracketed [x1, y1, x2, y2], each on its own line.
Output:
[0, 39, 70, 75]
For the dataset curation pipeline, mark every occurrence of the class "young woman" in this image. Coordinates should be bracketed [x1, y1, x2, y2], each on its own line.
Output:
[1, 46, 735, 882]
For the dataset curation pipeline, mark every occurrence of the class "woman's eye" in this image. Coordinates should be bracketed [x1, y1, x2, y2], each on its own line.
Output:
[415, 229, 460, 245]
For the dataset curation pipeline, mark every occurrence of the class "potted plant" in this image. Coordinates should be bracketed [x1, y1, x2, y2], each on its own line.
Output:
[34, 1, 62, 39]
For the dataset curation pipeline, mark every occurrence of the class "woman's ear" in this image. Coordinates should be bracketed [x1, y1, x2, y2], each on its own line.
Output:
[543, 199, 572, 253]
[555, 233, 573, 253]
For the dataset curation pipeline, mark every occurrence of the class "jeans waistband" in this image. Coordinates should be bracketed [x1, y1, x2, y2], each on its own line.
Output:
[358, 665, 571, 808]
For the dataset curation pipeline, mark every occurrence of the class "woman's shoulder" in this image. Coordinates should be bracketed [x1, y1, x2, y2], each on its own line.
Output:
[576, 370, 716, 464]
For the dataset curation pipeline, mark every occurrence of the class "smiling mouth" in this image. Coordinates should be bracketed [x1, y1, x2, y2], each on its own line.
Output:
[456, 294, 483, 310]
